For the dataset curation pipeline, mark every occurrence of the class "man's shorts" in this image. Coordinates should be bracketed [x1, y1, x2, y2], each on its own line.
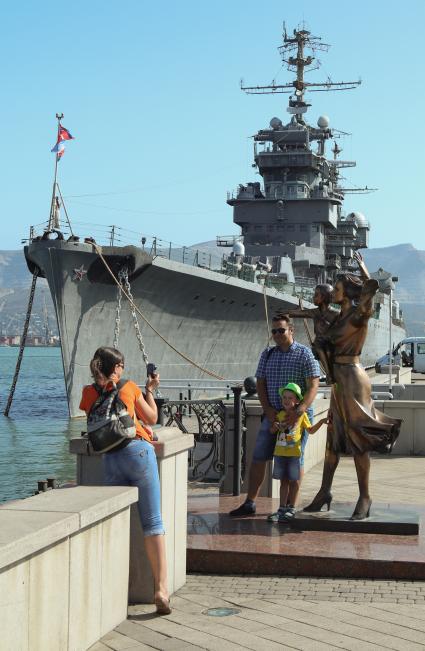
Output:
[252, 407, 313, 467]
[272, 455, 301, 481]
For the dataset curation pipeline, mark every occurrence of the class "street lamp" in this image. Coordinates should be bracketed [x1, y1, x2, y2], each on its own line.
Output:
[389, 276, 399, 393]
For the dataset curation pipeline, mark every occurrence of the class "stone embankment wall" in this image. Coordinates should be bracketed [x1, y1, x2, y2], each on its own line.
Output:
[0, 485, 137, 651]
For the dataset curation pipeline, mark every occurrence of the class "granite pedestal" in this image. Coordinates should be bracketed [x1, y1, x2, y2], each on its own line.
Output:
[291, 502, 419, 535]
[187, 494, 425, 580]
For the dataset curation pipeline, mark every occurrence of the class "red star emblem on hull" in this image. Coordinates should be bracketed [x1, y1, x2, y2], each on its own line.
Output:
[72, 265, 87, 281]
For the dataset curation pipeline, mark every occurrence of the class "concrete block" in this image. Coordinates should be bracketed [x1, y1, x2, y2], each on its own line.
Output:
[0, 509, 79, 571]
[3, 485, 138, 529]
[377, 401, 415, 455]
[100, 509, 131, 636]
[69, 523, 103, 651]
[68, 430, 195, 606]
[413, 408, 425, 454]
[0, 560, 29, 651]
[28, 539, 70, 651]
[153, 428, 194, 459]
[128, 504, 153, 604]
[174, 450, 188, 590]
[160, 455, 176, 595]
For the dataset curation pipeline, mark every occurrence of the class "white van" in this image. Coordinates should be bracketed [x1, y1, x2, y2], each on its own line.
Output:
[375, 337, 425, 373]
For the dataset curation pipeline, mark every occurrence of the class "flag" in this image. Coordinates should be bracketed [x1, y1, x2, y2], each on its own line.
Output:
[58, 125, 74, 141]
[51, 140, 65, 160]
[51, 124, 74, 161]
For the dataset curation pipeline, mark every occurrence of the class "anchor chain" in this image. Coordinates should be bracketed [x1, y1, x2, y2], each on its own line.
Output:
[4, 268, 39, 416]
[121, 268, 149, 366]
[113, 267, 149, 367]
[113, 269, 124, 349]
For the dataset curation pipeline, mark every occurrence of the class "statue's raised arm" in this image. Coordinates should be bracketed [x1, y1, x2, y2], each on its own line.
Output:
[353, 251, 370, 281]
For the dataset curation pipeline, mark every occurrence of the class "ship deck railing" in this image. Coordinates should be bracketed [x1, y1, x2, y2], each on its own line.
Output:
[27, 221, 229, 273]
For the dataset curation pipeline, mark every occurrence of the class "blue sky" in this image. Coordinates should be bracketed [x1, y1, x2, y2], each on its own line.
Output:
[1, 0, 423, 251]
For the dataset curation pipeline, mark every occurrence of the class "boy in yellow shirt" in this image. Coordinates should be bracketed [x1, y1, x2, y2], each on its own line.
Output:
[268, 382, 328, 522]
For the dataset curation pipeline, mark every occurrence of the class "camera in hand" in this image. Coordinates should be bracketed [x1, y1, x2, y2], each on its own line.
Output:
[146, 362, 157, 377]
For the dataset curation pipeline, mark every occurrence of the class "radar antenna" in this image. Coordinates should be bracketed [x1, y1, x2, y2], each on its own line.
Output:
[241, 26, 361, 112]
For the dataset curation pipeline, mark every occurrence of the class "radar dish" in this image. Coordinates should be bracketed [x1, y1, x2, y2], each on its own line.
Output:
[233, 241, 245, 256]
[347, 211, 369, 228]
[317, 115, 330, 129]
[270, 117, 282, 129]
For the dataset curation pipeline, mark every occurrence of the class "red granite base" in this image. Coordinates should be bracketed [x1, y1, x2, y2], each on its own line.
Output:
[187, 495, 425, 580]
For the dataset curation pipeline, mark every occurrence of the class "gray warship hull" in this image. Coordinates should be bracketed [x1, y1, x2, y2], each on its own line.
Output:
[24, 239, 405, 417]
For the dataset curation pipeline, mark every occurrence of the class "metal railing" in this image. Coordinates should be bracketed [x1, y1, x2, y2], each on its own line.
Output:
[159, 389, 246, 494]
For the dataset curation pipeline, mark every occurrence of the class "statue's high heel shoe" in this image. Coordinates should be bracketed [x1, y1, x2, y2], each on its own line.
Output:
[303, 491, 332, 512]
[350, 498, 371, 521]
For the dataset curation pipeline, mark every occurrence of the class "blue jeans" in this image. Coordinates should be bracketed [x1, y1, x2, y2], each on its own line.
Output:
[252, 406, 314, 466]
[103, 438, 165, 536]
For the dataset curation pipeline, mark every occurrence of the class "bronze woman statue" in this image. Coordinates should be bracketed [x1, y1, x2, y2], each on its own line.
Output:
[304, 253, 402, 520]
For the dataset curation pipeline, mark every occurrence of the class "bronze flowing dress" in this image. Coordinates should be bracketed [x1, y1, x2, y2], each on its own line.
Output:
[326, 279, 401, 454]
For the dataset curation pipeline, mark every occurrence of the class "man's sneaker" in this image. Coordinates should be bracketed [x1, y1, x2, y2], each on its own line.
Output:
[229, 501, 256, 517]
[267, 506, 289, 522]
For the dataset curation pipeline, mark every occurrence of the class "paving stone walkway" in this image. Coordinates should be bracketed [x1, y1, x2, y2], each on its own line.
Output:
[91, 443, 425, 650]
[91, 581, 425, 650]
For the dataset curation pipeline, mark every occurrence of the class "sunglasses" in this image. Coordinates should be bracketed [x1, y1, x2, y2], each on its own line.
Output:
[271, 327, 287, 335]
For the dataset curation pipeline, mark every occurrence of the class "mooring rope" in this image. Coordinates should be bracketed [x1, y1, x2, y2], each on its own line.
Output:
[92, 243, 227, 381]
[4, 269, 39, 416]
[262, 280, 271, 347]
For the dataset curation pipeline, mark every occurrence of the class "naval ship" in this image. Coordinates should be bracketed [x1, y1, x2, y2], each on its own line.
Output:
[24, 26, 405, 417]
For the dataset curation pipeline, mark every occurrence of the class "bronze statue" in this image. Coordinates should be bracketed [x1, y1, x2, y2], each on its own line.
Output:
[288, 284, 339, 383]
[304, 253, 402, 520]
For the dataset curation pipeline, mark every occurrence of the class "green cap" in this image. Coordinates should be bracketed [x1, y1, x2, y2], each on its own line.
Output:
[278, 382, 303, 402]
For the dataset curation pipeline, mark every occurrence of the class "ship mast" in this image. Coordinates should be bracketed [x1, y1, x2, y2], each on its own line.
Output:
[48, 113, 63, 231]
[241, 25, 361, 117]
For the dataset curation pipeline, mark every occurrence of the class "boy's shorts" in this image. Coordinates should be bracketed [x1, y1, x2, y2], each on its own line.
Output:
[272, 455, 301, 481]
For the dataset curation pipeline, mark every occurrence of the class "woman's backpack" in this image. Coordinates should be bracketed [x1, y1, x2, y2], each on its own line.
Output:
[87, 379, 137, 452]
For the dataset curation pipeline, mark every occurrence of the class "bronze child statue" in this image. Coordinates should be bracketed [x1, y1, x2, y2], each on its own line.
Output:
[289, 284, 339, 383]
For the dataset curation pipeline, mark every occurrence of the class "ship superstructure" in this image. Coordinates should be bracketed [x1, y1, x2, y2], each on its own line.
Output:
[23, 26, 405, 416]
[225, 26, 373, 288]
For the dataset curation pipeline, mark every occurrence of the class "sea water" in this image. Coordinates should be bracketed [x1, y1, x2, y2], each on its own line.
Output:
[0, 347, 81, 503]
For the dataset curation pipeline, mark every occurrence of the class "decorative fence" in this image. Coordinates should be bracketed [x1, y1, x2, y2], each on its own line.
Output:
[161, 396, 247, 489]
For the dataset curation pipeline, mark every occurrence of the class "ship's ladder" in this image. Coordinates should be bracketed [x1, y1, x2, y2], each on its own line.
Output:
[94, 243, 227, 381]
[4, 269, 39, 416]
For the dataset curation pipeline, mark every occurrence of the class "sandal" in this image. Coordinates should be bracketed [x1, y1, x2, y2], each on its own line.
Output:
[155, 595, 172, 615]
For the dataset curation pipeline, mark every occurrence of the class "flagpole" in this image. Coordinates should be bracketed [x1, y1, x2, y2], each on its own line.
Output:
[48, 112, 63, 231]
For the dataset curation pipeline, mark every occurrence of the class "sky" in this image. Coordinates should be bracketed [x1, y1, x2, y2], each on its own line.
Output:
[1, 0, 424, 251]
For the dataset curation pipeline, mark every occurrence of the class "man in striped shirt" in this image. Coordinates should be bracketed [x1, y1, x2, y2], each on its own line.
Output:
[230, 314, 320, 517]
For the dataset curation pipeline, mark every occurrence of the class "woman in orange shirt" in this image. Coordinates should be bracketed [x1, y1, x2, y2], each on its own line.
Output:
[80, 346, 170, 615]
